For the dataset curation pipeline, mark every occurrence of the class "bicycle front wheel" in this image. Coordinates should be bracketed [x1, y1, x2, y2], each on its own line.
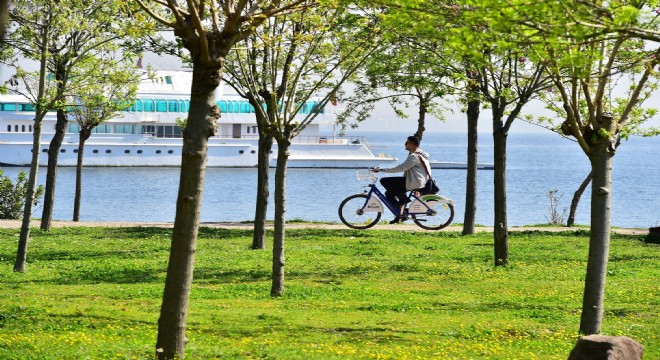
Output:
[412, 201, 454, 230]
[338, 194, 381, 229]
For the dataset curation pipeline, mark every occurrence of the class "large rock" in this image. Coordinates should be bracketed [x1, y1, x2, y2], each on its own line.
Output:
[568, 335, 644, 360]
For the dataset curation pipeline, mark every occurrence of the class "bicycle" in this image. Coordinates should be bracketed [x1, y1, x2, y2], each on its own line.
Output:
[338, 169, 455, 230]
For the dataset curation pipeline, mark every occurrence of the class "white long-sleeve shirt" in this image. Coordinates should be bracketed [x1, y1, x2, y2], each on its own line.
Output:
[380, 149, 432, 190]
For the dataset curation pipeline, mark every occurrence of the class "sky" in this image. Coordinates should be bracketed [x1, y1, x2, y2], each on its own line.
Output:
[349, 91, 660, 135]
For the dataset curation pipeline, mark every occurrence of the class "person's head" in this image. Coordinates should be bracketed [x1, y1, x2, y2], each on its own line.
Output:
[405, 135, 420, 152]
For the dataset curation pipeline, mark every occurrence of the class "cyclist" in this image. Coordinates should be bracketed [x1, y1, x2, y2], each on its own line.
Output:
[373, 135, 432, 224]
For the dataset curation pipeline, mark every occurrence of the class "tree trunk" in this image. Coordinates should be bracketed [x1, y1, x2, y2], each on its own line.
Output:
[73, 130, 90, 221]
[493, 124, 509, 266]
[252, 133, 273, 249]
[156, 64, 221, 359]
[15, 27, 49, 273]
[568, 172, 592, 227]
[579, 145, 613, 335]
[462, 96, 480, 235]
[414, 99, 427, 141]
[271, 138, 290, 297]
[14, 118, 43, 273]
[41, 69, 68, 231]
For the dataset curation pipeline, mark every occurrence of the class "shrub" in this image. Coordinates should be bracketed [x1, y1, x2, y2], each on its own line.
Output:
[0, 169, 44, 219]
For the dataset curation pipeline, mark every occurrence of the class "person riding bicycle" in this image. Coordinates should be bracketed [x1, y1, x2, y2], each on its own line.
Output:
[373, 135, 432, 224]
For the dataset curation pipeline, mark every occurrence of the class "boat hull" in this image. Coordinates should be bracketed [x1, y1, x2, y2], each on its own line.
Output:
[0, 133, 397, 168]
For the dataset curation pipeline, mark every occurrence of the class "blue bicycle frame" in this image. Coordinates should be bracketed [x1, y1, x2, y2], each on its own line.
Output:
[361, 184, 436, 217]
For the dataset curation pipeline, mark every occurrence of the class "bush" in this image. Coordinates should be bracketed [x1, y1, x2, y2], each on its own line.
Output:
[0, 169, 44, 219]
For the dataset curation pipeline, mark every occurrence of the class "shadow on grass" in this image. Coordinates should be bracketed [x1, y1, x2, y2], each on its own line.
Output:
[55, 267, 162, 285]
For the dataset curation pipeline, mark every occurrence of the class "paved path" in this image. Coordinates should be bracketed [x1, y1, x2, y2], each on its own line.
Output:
[0, 219, 649, 235]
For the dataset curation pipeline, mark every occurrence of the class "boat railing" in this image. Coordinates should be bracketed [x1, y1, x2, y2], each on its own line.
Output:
[86, 131, 367, 145]
[209, 134, 367, 145]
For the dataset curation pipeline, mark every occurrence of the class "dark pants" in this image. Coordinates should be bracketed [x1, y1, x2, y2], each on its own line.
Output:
[380, 176, 407, 207]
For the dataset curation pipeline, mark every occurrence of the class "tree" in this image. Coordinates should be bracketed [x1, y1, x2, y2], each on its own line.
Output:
[226, 3, 381, 296]
[339, 35, 454, 141]
[461, 67, 481, 235]
[222, 37, 275, 251]
[4, 0, 59, 272]
[543, 35, 660, 334]
[3, 0, 148, 232]
[133, 1, 308, 358]
[474, 49, 552, 266]
[66, 59, 139, 221]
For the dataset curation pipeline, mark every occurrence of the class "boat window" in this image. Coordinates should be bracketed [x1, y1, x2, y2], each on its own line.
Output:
[42, 149, 48, 153]
[178, 100, 186, 112]
[240, 101, 252, 114]
[132, 99, 143, 112]
[246, 126, 250, 134]
[165, 76, 172, 84]
[184, 100, 190, 112]
[251, 150, 256, 154]
[239, 150, 244, 154]
[73, 149, 78, 153]
[105, 149, 111, 153]
[168, 100, 178, 112]
[230, 100, 240, 113]
[15, 125, 18, 132]
[143, 99, 155, 112]
[173, 126, 181, 137]
[19, 103, 34, 111]
[168, 150, 174, 154]
[137, 150, 143, 154]
[93, 149, 99, 154]
[68, 124, 80, 133]
[156, 150, 161, 154]
[216, 100, 228, 113]
[2, 103, 16, 111]
[93, 125, 110, 134]
[6, 125, 10, 132]
[252, 126, 257, 133]
[156, 99, 167, 112]
[29, 125, 32, 132]
[124, 150, 130, 154]
[311, 102, 323, 114]
[60, 149, 65, 153]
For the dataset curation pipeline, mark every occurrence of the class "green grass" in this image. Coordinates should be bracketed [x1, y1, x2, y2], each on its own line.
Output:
[0, 227, 658, 359]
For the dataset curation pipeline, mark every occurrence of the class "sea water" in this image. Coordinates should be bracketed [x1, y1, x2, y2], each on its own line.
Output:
[1, 131, 658, 228]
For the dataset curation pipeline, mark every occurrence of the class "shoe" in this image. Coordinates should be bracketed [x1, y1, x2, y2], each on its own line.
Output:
[389, 215, 408, 224]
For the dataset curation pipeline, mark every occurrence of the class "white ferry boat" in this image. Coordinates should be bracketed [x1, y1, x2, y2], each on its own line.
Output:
[0, 70, 397, 168]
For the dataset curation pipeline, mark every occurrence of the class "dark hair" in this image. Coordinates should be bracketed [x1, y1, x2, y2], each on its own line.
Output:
[407, 135, 420, 146]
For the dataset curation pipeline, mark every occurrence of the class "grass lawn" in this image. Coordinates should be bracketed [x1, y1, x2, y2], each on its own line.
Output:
[0, 227, 658, 359]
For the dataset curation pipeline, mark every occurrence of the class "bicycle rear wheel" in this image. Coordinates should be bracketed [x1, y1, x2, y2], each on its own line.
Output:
[338, 194, 381, 229]
[412, 202, 454, 230]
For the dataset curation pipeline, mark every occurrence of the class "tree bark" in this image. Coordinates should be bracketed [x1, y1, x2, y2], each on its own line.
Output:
[156, 64, 221, 359]
[271, 138, 289, 297]
[414, 99, 427, 141]
[493, 123, 509, 266]
[14, 118, 43, 273]
[40, 108, 67, 230]
[252, 133, 273, 249]
[15, 25, 50, 273]
[73, 129, 91, 221]
[579, 144, 613, 335]
[568, 172, 592, 227]
[462, 95, 480, 235]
